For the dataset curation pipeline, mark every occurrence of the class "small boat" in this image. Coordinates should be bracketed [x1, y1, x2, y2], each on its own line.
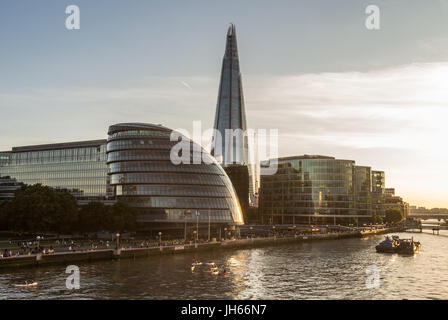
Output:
[15, 282, 38, 287]
[191, 259, 203, 266]
[205, 266, 219, 273]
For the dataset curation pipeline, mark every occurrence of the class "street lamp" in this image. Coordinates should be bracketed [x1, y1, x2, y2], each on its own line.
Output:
[193, 230, 197, 244]
[250, 226, 253, 239]
[224, 228, 227, 241]
[116, 233, 120, 250]
[158, 232, 162, 246]
[272, 226, 276, 238]
[36, 236, 41, 252]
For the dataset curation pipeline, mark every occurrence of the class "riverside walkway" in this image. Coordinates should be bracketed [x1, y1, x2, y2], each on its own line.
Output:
[0, 226, 400, 269]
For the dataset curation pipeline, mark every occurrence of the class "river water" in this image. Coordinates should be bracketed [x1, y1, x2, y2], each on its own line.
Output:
[1, 231, 447, 300]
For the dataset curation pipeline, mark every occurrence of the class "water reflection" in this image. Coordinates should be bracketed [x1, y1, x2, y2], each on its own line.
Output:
[1, 232, 448, 299]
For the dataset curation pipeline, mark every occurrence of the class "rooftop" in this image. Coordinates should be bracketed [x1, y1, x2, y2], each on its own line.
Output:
[10, 139, 107, 153]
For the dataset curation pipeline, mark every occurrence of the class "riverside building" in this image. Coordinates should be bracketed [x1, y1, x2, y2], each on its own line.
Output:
[0, 140, 112, 205]
[259, 155, 389, 225]
[0, 123, 244, 235]
[371, 170, 386, 217]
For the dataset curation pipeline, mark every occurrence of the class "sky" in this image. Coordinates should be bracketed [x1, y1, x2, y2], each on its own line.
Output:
[1, 0, 448, 208]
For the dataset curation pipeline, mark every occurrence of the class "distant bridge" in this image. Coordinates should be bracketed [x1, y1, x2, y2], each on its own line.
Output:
[405, 216, 448, 235]
[408, 214, 448, 220]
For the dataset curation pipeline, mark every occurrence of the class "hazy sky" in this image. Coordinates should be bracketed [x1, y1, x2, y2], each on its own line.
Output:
[1, 0, 448, 208]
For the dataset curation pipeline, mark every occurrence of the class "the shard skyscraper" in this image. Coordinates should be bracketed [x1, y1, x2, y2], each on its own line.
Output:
[211, 24, 256, 216]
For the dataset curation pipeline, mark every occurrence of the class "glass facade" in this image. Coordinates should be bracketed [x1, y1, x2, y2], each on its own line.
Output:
[211, 24, 256, 205]
[0, 140, 112, 201]
[354, 166, 372, 217]
[260, 155, 376, 224]
[107, 123, 244, 226]
[0, 176, 21, 205]
[371, 170, 386, 217]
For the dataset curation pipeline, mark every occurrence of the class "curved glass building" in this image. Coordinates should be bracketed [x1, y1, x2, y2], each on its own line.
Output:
[107, 123, 244, 234]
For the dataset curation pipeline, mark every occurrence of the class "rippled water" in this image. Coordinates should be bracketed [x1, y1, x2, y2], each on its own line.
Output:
[1, 231, 448, 300]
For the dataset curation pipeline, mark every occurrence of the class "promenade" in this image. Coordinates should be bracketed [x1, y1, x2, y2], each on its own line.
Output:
[0, 226, 400, 269]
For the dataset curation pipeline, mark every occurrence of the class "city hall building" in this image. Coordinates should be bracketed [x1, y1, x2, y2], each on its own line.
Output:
[259, 155, 386, 225]
[0, 123, 244, 234]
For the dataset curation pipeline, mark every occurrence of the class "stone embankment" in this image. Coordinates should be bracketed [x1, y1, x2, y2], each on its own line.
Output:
[0, 227, 403, 269]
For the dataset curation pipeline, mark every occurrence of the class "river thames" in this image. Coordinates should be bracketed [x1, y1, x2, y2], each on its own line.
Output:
[1, 231, 447, 300]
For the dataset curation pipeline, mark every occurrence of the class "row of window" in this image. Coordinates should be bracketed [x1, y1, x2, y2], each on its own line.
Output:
[138, 209, 233, 222]
[107, 139, 190, 152]
[3, 178, 108, 193]
[0, 170, 107, 181]
[107, 149, 215, 164]
[116, 184, 232, 198]
[278, 159, 355, 167]
[1, 162, 107, 173]
[119, 196, 237, 210]
[110, 173, 227, 186]
[108, 161, 222, 175]
[108, 130, 170, 140]
[261, 194, 355, 201]
[261, 202, 356, 209]
[2, 147, 106, 166]
[261, 209, 365, 215]
[262, 174, 355, 182]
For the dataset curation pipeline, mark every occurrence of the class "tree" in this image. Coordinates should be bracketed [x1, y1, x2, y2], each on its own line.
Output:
[371, 210, 383, 224]
[384, 208, 404, 224]
[78, 201, 110, 233]
[2, 184, 78, 234]
[0, 201, 7, 230]
[107, 201, 139, 232]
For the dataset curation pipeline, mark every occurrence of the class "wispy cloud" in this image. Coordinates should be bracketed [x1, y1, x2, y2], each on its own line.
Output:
[180, 81, 192, 90]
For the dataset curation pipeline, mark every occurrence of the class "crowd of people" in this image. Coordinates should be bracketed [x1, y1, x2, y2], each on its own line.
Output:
[0, 236, 229, 257]
[0, 227, 358, 258]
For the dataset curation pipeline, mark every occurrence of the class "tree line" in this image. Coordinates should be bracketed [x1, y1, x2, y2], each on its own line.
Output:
[371, 208, 404, 224]
[0, 184, 138, 234]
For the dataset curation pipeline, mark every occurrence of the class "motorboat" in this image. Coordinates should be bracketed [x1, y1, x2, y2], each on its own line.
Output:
[375, 235, 400, 253]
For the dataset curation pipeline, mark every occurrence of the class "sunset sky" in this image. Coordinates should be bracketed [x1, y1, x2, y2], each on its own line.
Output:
[1, 0, 447, 208]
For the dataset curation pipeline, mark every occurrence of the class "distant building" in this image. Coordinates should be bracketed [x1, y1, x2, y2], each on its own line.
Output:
[259, 155, 363, 225]
[0, 123, 245, 234]
[0, 176, 21, 205]
[409, 206, 448, 215]
[0, 140, 112, 204]
[384, 189, 409, 218]
[108, 123, 244, 234]
[258, 155, 397, 225]
[354, 166, 372, 217]
[371, 170, 386, 217]
[222, 164, 249, 222]
[385, 188, 395, 197]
